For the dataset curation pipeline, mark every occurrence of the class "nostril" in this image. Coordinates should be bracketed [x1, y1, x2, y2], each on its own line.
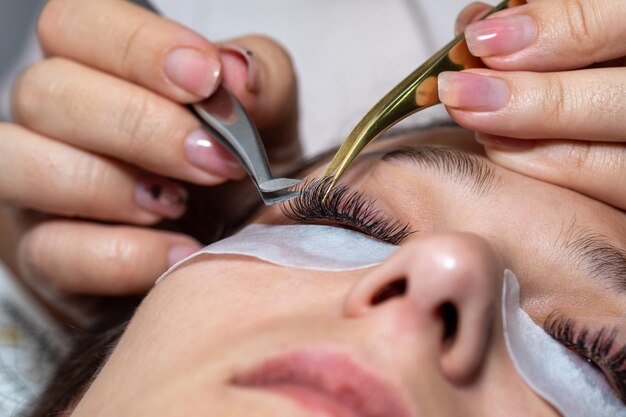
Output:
[370, 279, 407, 305]
[439, 302, 458, 348]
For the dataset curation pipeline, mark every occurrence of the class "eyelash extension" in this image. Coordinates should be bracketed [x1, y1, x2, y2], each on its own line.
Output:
[281, 177, 413, 245]
[545, 312, 626, 404]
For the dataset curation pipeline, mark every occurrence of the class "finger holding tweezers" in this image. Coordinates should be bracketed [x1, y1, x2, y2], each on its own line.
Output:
[136, 0, 302, 205]
[322, 0, 527, 193]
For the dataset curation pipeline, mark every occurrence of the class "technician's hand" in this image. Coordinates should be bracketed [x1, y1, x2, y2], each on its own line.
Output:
[1, 0, 298, 294]
[441, 0, 626, 211]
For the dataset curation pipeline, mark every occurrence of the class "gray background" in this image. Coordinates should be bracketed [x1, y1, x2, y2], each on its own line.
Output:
[0, 0, 44, 81]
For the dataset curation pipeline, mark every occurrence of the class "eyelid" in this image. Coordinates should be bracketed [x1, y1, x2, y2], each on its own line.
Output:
[381, 145, 499, 197]
[280, 177, 413, 245]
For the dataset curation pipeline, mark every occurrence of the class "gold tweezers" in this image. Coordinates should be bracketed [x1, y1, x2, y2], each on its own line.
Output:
[322, 0, 526, 193]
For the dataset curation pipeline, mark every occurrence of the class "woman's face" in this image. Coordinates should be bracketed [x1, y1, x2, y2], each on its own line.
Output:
[73, 127, 626, 416]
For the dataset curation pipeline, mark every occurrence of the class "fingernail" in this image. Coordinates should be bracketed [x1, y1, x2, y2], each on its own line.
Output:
[475, 133, 534, 151]
[465, 15, 537, 57]
[438, 72, 510, 111]
[184, 128, 246, 180]
[164, 47, 222, 98]
[218, 42, 261, 93]
[135, 178, 188, 219]
[168, 244, 200, 267]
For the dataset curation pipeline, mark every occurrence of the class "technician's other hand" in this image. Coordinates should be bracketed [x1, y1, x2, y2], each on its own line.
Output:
[1, 0, 299, 295]
[442, 0, 626, 211]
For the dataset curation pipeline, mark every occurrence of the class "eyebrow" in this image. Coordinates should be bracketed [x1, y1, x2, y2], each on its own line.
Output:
[369, 145, 626, 294]
[288, 143, 626, 294]
[381, 145, 500, 196]
[559, 222, 626, 294]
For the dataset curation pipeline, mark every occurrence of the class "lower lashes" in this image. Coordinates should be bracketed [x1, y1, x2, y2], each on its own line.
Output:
[544, 312, 626, 404]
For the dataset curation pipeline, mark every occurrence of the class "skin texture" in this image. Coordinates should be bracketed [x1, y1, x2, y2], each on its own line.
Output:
[71, 127, 626, 416]
[2, 0, 623, 307]
[442, 0, 626, 211]
[0, 0, 300, 295]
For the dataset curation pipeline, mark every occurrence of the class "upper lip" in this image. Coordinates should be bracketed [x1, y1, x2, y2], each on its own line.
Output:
[231, 348, 414, 417]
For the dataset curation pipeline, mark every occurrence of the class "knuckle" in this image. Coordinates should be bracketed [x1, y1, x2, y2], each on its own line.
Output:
[117, 91, 160, 159]
[119, 22, 149, 77]
[540, 74, 625, 138]
[560, 0, 603, 57]
[20, 222, 147, 293]
[11, 62, 46, 123]
[561, 141, 593, 174]
[37, 0, 70, 51]
[92, 232, 147, 288]
[71, 157, 114, 217]
[17, 225, 57, 288]
[11, 57, 70, 124]
[541, 76, 571, 125]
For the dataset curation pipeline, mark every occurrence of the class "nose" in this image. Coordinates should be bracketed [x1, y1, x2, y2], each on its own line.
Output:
[344, 232, 503, 383]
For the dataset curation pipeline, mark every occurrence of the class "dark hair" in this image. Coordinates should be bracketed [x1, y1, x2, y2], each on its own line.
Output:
[27, 298, 138, 417]
[25, 123, 461, 415]
[26, 179, 266, 416]
[24, 140, 337, 416]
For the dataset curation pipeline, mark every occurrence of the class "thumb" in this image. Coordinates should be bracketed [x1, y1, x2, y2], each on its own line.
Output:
[476, 133, 626, 211]
[455, 2, 492, 36]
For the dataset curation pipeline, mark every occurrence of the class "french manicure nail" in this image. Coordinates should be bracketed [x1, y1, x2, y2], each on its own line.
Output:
[135, 178, 188, 219]
[475, 133, 534, 151]
[465, 15, 537, 57]
[438, 72, 510, 112]
[184, 128, 246, 180]
[168, 244, 200, 267]
[218, 42, 261, 93]
[164, 47, 222, 98]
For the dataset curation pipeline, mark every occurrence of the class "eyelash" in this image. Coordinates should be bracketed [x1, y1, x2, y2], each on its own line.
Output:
[280, 177, 413, 245]
[281, 178, 626, 403]
[545, 313, 626, 404]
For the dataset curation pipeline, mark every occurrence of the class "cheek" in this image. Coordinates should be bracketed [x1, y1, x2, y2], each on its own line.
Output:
[78, 367, 306, 417]
[118, 259, 355, 370]
[479, 329, 562, 416]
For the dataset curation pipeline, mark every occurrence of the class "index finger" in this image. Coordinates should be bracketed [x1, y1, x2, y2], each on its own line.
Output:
[38, 0, 222, 102]
[464, 0, 626, 71]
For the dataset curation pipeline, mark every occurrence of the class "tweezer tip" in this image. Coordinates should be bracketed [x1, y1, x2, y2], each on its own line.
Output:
[319, 175, 338, 203]
[259, 178, 303, 193]
[261, 189, 301, 205]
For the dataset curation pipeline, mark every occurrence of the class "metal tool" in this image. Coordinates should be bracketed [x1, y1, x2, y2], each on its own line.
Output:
[322, 0, 527, 194]
[192, 88, 302, 205]
[137, 0, 302, 205]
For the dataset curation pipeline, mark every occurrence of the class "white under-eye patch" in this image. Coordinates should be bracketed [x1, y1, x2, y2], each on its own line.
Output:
[156, 224, 398, 283]
[155, 225, 625, 415]
[503, 270, 625, 417]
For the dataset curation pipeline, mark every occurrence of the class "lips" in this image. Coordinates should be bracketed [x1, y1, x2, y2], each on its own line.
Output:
[231, 349, 413, 417]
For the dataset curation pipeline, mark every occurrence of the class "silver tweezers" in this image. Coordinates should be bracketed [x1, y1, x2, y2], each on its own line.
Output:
[191, 89, 302, 205]
[139, 0, 302, 205]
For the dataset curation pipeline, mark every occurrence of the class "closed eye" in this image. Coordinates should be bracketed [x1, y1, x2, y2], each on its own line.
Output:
[280, 177, 413, 245]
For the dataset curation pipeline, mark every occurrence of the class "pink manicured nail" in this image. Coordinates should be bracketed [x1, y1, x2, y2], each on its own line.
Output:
[465, 15, 537, 57]
[135, 178, 188, 219]
[184, 128, 246, 180]
[164, 48, 222, 98]
[218, 42, 261, 93]
[475, 133, 534, 151]
[438, 72, 510, 111]
[168, 244, 200, 267]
